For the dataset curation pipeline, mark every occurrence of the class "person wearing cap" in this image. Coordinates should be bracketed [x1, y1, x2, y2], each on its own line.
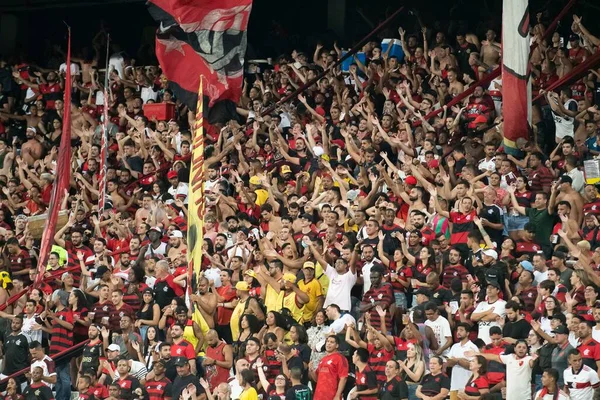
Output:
[297, 261, 324, 325]
[471, 279, 506, 344]
[144, 226, 168, 258]
[144, 359, 173, 400]
[20, 124, 43, 166]
[167, 230, 187, 262]
[230, 280, 265, 341]
[167, 170, 189, 204]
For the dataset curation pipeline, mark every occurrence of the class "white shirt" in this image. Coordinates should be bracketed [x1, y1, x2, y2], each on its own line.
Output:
[564, 364, 600, 400]
[533, 270, 548, 285]
[22, 314, 42, 344]
[499, 354, 533, 400]
[567, 168, 585, 195]
[478, 157, 496, 173]
[534, 389, 570, 400]
[473, 299, 506, 344]
[424, 316, 452, 357]
[361, 258, 382, 295]
[324, 264, 357, 311]
[447, 340, 479, 390]
[328, 314, 357, 335]
[144, 242, 168, 258]
[204, 267, 222, 288]
[593, 327, 600, 343]
[168, 182, 189, 204]
[30, 355, 56, 388]
[553, 98, 577, 139]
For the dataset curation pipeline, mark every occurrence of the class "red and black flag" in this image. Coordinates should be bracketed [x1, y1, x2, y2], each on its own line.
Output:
[147, 0, 252, 123]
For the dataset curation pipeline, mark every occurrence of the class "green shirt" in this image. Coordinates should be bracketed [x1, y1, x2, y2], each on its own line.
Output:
[525, 207, 554, 246]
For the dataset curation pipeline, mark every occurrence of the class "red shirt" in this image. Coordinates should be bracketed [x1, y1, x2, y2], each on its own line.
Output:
[170, 339, 196, 360]
[216, 285, 237, 326]
[314, 352, 349, 400]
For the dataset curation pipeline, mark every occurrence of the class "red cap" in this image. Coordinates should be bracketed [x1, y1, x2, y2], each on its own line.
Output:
[167, 170, 178, 179]
[473, 115, 488, 124]
[405, 176, 418, 185]
[428, 159, 440, 169]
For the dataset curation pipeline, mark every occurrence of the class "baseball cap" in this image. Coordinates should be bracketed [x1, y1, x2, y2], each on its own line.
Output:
[61, 271, 73, 281]
[169, 230, 183, 238]
[299, 213, 313, 222]
[569, 34, 579, 41]
[235, 281, 250, 291]
[559, 175, 573, 185]
[26, 127, 37, 133]
[106, 344, 120, 352]
[149, 226, 163, 235]
[473, 115, 488, 124]
[405, 176, 418, 186]
[172, 357, 188, 367]
[283, 273, 297, 284]
[95, 265, 110, 278]
[175, 306, 188, 315]
[303, 261, 315, 269]
[482, 248, 498, 260]
[486, 280, 501, 289]
[281, 165, 292, 174]
[427, 159, 440, 169]
[520, 261, 534, 272]
[552, 325, 569, 335]
[414, 288, 431, 297]
[167, 170, 178, 179]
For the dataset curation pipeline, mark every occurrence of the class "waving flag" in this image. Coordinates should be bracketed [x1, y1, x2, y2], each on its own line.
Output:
[502, 0, 530, 155]
[147, 0, 252, 122]
[34, 28, 73, 289]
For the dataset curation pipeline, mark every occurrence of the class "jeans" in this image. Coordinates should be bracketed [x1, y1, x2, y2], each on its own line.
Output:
[407, 382, 419, 400]
[55, 361, 71, 400]
[139, 325, 149, 343]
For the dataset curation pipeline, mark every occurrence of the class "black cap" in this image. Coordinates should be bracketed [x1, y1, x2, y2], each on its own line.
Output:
[552, 325, 569, 335]
[299, 213, 313, 222]
[155, 359, 168, 367]
[175, 306, 188, 315]
[226, 215, 239, 222]
[414, 288, 432, 297]
[172, 357, 188, 367]
[554, 251, 567, 260]
[486, 279, 502, 289]
[559, 175, 573, 184]
[569, 34, 579, 41]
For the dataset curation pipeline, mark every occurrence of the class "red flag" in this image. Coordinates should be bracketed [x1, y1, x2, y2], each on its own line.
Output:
[502, 0, 530, 154]
[148, 0, 252, 116]
[34, 29, 73, 288]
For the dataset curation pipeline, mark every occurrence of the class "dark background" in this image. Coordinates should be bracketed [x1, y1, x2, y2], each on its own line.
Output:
[1, 0, 599, 66]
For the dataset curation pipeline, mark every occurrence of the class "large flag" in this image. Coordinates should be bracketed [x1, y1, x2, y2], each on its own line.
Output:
[147, 0, 252, 122]
[502, 0, 530, 155]
[34, 29, 73, 288]
[188, 76, 206, 290]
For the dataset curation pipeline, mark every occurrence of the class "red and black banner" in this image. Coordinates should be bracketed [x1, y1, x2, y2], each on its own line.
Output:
[147, 0, 252, 123]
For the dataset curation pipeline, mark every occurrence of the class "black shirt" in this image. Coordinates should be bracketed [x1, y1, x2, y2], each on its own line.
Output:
[172, 373, 205, 400]
[419, 373, 450, 397]
[3, 332, 29, 374]
[380, 375, 409, 400]
[287, 355, 307, 384]
[480, 204, 504, 248]
[286, 384, 313, 400]
[23, 383, 54, 400]
[502, 318, 532, 341]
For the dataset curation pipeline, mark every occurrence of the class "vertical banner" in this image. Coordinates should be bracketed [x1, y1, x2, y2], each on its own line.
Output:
[502, 0, 530, 155]
[187, 76, 206, 292]
[34, 28, 73, 288]
[98, 89, 109, 216]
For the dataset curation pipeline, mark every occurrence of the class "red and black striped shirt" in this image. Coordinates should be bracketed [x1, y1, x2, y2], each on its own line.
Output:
[584, 198, 600, 216]
[449, 210, 477, 245]
[108, 303, 135, 332]
[355, 365, 379, 400]
[482, 342, 509, 385]
[90, 301, 115, 326]
[49, 309, 74, 356]
[145, 376, 172, 400]
[8, 249, 32, 286]
[362, 283, 394, 332]
[464, 375, 489, 396]
[367, 344, 393, 384]
[578, 338, 600, 370]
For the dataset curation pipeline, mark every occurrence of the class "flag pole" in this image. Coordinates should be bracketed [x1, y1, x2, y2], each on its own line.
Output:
[98, 34, 111, 220]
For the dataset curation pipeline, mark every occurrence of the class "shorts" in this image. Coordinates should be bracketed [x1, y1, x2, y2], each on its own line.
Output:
[505, 214, 529, 232]
[394, 292, 407, 310]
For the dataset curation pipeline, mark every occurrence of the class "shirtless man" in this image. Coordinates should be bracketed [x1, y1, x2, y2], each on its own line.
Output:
[481, 30, 501, 67]
[167, 230, 187, 262]
[447, 68, 464, 96]
[134, 193, 153, 228]
[553, 177, 584, 225]
[21, 127, 43, 166]
[0, 104, 42, 131]
[192, 277, 217, 328]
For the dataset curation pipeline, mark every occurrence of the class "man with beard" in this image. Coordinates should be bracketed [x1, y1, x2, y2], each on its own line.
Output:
[170, 306, 204, 357]
[134, 193, 153, 229]
[80, 325, 104, 374]
[213, 233, 228, 256]
[224, 215, 239, 247]
[117, 168, 138, 200]
[440, 248, 469, 290]
[359, 245, 383, 295]
[405, 186, 429, 218]
[360, 266, 394, 332]
[257, 259, 285, 313]
[2, 316, 30, 385]
[167, 230, 186, 262]
[502, 301, 532, 343]
[167, 322, 197, 375]
[410, 210, 435, 246]
[144, 227, 167, 258]
[432, 187, 477, 251]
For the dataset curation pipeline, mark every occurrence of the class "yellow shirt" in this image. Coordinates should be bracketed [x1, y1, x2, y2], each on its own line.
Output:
[282, 291, 304, 324]
[314, 262, 330, 295]
[297, 278, 323, 322]
[230, 299, 246, 341]
[239, 387, 259, 400]
[264, 283, 284, 313]
[255, 189, 269, 206]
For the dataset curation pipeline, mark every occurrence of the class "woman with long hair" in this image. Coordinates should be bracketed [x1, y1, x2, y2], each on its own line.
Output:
[458, 355, 489, 399]
[135, 288, 160, 342]
[400, 342, 426, 400]
[401, 242, 436, 291]
[568, 270, 591, 309]
[2, 377, 23, 400]
[416, 356, 450, 400]
[258, 311, 286, 343]
[238, 369, 259, 400]
[255, 358, 289, 399]
[233, 314, 260, 360]
[137, 325, 162, 370]
[539, 296, 561, 335]
[290, 324, 311, 368]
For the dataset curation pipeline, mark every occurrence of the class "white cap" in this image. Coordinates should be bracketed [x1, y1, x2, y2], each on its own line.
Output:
[169, 230, 183, 238]
[482, 248, 498, 260]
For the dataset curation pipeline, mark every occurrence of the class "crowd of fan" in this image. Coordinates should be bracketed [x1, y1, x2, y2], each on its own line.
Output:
[0, 9, 600, 400]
